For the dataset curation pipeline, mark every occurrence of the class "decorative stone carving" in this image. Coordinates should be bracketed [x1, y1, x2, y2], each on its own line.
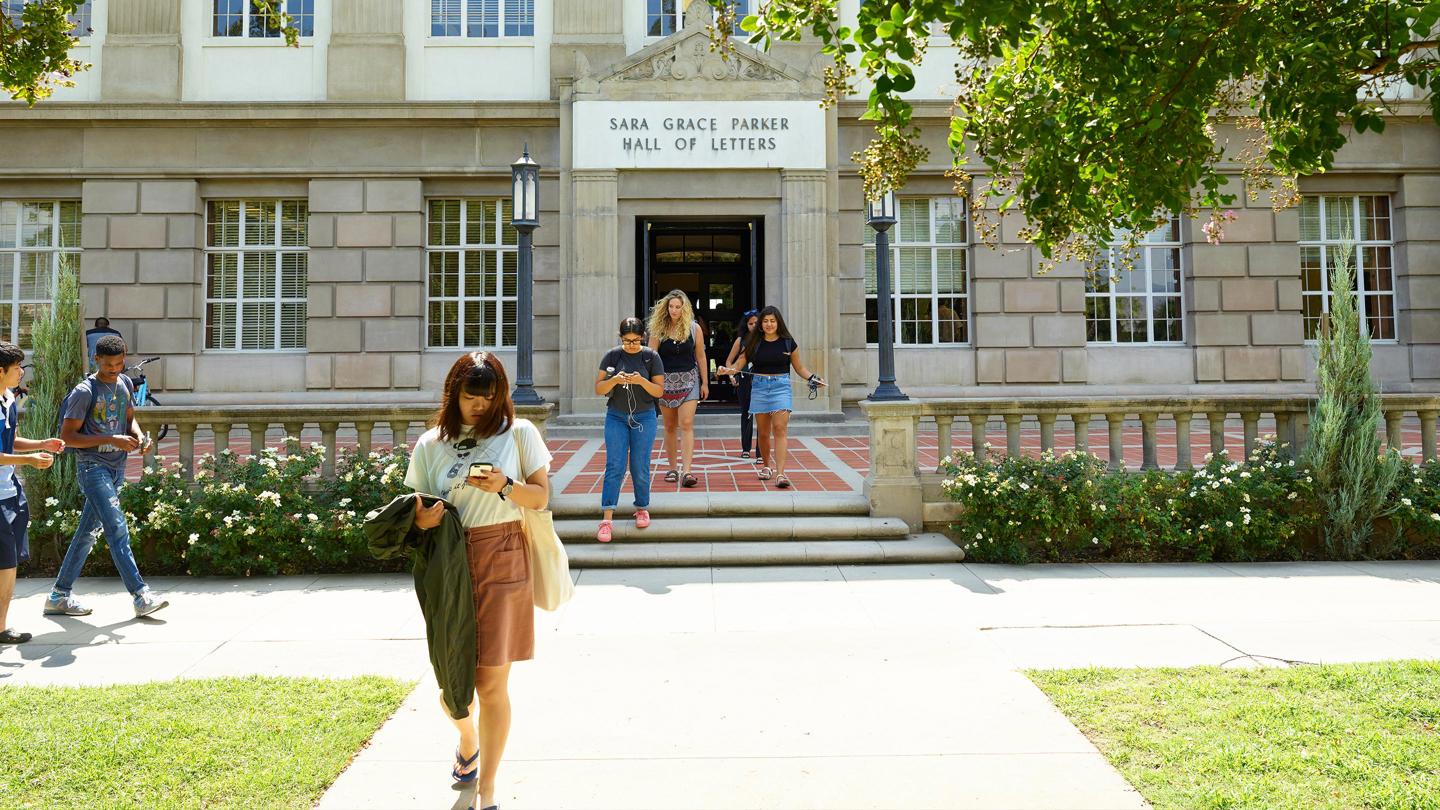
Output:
[617, 37, 788, 82]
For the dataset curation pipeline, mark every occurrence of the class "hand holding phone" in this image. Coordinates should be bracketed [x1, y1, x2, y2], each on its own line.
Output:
[468, 462, 495, 478]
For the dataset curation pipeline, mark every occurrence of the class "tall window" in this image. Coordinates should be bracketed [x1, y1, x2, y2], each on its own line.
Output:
[426, 199, 518, 349]
[863, 197, 968, 345]
[431, 0, 534, 37]
[2, 0, 91, 35]
[647, 0, 678, 37]
[1085, 217, 1184, 344]
[0, 201, 80, 350]
[213, 0, 315, 39]
[205, 201, 308, 351]
[1300, 195, 1395, 341]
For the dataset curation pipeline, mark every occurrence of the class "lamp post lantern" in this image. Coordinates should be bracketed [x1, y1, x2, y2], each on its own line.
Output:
[510, 144, 543, 405]
[866, 189, 907, 401]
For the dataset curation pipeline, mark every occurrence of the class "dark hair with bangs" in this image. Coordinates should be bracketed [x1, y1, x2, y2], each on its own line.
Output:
[433, 352, 515, 441]
[0, 341, 23, 370]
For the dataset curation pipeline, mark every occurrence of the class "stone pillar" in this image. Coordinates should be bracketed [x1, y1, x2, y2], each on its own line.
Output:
[861, 400, 923, 530]
[80, 179, 201, 391]
[1190, 190, 1303, 385]
[568, 170, 619, 413]
[552, 0, 624, 86]
[328, 0, 405, 101]
[781, 170, 836, 412]
[102, 0, 182, 101]
[306, 179, 424, 391]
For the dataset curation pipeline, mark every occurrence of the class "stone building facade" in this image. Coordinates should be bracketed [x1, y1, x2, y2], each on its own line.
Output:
[1, 0, 1436, 412]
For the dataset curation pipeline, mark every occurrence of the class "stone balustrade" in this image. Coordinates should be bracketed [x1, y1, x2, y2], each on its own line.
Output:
[132, 403, 556, 480]
[861, 395, 1440, 530]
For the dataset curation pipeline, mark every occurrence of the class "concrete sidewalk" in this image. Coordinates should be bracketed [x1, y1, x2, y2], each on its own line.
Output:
[5, 561, 1440, 809]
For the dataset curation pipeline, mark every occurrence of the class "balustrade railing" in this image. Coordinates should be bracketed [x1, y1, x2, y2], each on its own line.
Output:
[860, 395, 1440, 529]
[132, 403, 555, 481]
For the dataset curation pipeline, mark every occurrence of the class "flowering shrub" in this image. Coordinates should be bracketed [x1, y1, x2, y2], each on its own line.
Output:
[32, 441, 415, 578]
[944, 440, 1332, 564]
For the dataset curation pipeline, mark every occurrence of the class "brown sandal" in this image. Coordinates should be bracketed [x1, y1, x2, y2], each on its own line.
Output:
[775, 474, 792, 489]
[664, 469, 679, 483]
[681, 472, 698, 488]
[757, 467, 772, 481]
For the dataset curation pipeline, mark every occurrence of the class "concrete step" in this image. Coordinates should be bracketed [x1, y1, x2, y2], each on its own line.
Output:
[555, 515, 909, 543]
[549, 492, 870, 518]
[565, 533, 965, 567]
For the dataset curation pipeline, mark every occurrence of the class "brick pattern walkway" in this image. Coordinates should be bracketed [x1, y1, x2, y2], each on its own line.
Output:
[557, 438, 852, 495]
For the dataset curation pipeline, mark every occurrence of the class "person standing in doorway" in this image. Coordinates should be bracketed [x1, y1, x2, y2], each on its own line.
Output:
[44, 334, 167, 619]
[647, 290, 708, 488]
[406, 352, 552, 810]
[724, 309, 761, 462]
[0, 343, 63, 644]
[594, 317, 666, 542]
[718, 306, 826, 490]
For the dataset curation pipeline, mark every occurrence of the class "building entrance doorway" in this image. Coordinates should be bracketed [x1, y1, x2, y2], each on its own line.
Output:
[637, 219, 763, 408]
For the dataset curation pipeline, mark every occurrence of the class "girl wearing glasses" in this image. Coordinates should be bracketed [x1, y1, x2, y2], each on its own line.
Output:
[725, 309, 761, 462]
[717, 306, 826, 489]
[647, 290, 708, 488]
[593, 317, 666, 543]
[405, 352, 552, 810]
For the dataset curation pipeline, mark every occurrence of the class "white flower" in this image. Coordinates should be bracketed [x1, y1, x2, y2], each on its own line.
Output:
[339, 497, 352, 507]
[1019, 482, 1030, 491]
[1091, 537, 1099, 545]
[244, 525, 257, 536]
[307, 513, 318, 522]
[1097, 504, 1107, 512]
[257, 491, 282, 507]
[188, 533, 199, 545]
[45, 497, 59, 507]
[1401, 497, 1413, 507]
[1225, 521, 1234, 528]
[1431, 513, 1439, 522]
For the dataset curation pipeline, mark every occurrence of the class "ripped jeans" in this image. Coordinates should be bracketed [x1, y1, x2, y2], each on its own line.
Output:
[52, 460, 147, 596]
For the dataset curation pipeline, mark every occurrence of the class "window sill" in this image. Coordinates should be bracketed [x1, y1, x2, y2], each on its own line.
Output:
[202, 349, 308, 355]
[425, 347, 516, 353]
[863, 343, 971, 350]
[202, 38, 316, 48]
[1085, 343, 1189, 348]
[424, 37, 536, 47]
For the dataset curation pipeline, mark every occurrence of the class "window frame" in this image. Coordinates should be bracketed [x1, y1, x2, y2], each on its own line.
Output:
[424, 198, 520, 351]
[1, 0, 91, 36]
[203, 199, 309, 353]
[0, 200, 81, 351]
[862, 196, 971, 348]
[645, 0, 680, 38]
[210, 0, 315, 41]
[429, 0, 535, 40]
[1299, 194, 1397, 344]
[1085, 217, 1186, 346]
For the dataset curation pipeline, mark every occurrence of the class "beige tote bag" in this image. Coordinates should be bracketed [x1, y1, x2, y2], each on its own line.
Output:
[513, 425, 574, 611]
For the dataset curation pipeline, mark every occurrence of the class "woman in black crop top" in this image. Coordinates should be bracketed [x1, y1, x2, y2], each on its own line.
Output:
[717, 306, 826, 490]
[647, 290, 708, 488]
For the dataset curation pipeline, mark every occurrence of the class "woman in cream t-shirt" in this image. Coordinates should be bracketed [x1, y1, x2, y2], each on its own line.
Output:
[404, 351, 552, 810]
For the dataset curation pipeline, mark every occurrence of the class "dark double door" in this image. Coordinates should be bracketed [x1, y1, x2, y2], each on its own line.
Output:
[638, 219, 763, 408]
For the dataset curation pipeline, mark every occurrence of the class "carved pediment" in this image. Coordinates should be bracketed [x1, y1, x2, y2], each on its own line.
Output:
[576, 2, 816, 96]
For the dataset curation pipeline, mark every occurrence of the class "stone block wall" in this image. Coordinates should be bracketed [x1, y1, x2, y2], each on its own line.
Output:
[305, 179, 424, 390]
[1400, 175, 1440, 382]
[79, 179, 202, 390]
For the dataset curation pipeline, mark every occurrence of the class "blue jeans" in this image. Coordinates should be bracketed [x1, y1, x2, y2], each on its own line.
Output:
[53, 461, 147, 597]
[601, 408, 658, 511]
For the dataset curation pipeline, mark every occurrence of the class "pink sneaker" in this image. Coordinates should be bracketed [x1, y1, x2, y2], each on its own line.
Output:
[596, 520, 613, 543]
[634, 509, 651, 529]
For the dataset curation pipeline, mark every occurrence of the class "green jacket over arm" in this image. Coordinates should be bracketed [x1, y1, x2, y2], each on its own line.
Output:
[365, 493, 476, 719]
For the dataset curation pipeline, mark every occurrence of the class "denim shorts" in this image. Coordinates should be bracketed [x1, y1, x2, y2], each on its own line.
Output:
[0, 489, 29, 569]
[748, 374, 793, 415]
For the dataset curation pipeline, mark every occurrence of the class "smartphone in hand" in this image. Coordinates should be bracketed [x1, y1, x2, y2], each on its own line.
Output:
[469, 462, 495, 478]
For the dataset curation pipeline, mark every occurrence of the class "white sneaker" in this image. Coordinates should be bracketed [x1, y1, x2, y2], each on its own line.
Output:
[43, 593, 93, 616]
[133, 589, 170, 618]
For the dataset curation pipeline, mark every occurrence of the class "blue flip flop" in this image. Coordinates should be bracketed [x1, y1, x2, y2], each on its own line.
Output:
[452, 748, 479, 783]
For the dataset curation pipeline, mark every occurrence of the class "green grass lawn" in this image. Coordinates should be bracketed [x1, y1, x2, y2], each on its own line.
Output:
[0, 675, 413, 810]
[1030, 661, 1440, 810]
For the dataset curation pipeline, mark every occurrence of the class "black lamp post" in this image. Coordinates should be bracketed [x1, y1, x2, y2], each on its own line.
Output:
[866, 189, 907, 401]
[510, 144, 543, 405]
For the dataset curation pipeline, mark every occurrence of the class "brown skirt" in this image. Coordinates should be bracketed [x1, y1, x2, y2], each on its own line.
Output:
[466, 521, 534, 668]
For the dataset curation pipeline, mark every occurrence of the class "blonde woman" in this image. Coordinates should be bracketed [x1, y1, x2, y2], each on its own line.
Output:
[647, 290, 708, 488]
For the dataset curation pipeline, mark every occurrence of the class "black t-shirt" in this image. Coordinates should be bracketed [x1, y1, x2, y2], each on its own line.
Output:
[599, 347, 664, 414]
[656, 324, 698, 373]
[750, 337, 796, 375]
